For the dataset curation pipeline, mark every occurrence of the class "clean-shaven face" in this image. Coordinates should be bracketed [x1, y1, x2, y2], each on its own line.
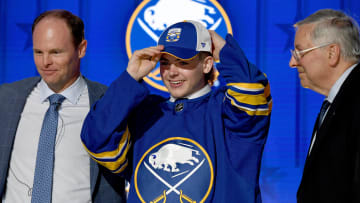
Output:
[32, 17, 84, 93]
[160, 54, 207, 98]
[289, 23, 330, 90]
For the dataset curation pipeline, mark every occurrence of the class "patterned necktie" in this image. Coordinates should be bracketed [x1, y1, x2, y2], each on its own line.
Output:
[317, 100, 331, 130]
[31, 94, 65, 203]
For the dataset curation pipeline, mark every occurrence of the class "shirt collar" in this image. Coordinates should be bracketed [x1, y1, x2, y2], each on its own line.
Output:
[327, 63, 358, 103]
[39, 75, 87, 104]
[169, 84, 211, 102]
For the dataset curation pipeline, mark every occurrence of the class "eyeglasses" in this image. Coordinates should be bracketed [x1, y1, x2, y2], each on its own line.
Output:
[290, 42, 333, 62]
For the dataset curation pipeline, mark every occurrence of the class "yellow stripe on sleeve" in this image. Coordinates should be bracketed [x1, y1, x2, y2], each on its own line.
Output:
[83, 126, 131, 171]
[227, 83, 265, 91]
[226, 93, 271, 116]
[264, 83, 271, 98]
[85, 126, 130, 159]
[227, 89, 268, 106]
[229, 98, 271, 116]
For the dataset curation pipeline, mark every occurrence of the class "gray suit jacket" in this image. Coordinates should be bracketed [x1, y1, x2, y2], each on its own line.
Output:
[0, 76, 126, 202]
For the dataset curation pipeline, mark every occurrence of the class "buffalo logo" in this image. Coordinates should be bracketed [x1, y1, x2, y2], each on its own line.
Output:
[134, 137, 214, 202]
[149, 143, 200, 172]
[126, 0, 232, 94]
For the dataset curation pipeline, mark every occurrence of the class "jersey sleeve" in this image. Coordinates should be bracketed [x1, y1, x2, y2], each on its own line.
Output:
[217, 35, 272, 195]
[218, 34, 272, 143]
[81, 71, 149, 174]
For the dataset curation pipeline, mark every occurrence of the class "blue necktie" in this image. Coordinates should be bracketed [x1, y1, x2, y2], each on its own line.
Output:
[317, 100, 331, 131]
[31, 94, 65, 203]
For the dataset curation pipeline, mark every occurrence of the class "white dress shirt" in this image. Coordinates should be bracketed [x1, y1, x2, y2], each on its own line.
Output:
[309, 63, 358, 154]
[3, 76, 92, 203]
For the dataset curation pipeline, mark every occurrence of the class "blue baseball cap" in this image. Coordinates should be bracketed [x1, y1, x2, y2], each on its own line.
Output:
[157, 20, 212, 60]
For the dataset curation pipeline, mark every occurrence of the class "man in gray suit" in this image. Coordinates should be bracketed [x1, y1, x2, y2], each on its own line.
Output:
[0, 9, 125, 202]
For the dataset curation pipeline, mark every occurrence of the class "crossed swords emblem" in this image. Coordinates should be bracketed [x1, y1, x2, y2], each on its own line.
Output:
[144, 159, 205, 203]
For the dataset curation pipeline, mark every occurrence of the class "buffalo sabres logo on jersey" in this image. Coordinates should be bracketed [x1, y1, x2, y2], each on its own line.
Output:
[126, 0, 233, 94]
[134, 137, 214, 203]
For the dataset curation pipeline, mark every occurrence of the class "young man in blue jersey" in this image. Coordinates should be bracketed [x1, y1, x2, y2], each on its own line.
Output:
[81, 20, 272, 202]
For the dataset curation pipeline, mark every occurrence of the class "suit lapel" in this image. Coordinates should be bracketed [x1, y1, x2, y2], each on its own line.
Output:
[306, 105, 335, 164]
[2, 77, 41, 148]
[301, 113, 321, 181]
[311, 65, 360, 155]
[0, 77, 40, 195]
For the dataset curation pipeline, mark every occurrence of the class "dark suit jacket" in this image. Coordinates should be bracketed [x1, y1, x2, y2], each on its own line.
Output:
[0, 76, 126, 203]
[297, 64, 360, 203]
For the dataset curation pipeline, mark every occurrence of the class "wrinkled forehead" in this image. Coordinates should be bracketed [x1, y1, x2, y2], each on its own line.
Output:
[294, 24, 316, 48]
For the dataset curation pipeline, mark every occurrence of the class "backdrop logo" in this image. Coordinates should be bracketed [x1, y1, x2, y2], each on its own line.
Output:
[134, 137, 214, 202]
[126, 0, 232, 92]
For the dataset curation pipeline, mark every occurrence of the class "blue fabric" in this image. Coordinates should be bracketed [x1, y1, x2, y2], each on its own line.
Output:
[81, 34, 272, 202]
[318, 100, 330, 129]
[31, 94, 65, 203]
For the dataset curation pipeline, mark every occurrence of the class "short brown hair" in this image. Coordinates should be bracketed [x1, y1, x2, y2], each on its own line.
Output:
[32, 9, 84, 48]
[198, 51, 216, 85]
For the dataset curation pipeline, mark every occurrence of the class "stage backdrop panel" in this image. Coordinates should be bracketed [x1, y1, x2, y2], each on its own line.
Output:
[1, 0, 359, 202]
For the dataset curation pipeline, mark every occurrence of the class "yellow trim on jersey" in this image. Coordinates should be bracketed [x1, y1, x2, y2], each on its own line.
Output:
[83, 126, 131, 171]
[89, 136, 131, 171]
[227, 89, 268, 106]
[85, 126, 130, 159]
[227, 82, 265, 91]
[113, 160, 129, 174]
[264, 83, 271, 98]
[268, 99, 273, 112]
[226, 93, 271, 116]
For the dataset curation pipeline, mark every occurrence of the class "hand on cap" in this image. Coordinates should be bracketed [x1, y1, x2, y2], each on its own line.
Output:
[209, 30, 225, 62]
[126, 45, 164, 81]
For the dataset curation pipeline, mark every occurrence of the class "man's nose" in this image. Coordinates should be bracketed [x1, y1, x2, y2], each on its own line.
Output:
[43, 54, 53, 66]
[168, 64, 179, 76]
[289, 54, 298, 68]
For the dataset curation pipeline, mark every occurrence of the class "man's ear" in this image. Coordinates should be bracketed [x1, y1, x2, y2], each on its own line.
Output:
[78, 40, 87, 59]
[328, 43, 340, 67]
[203, 56, 214, 74]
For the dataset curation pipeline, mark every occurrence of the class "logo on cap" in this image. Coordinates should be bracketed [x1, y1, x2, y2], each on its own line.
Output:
[166, 28, 181, 42]
[126, 0, 232, 94]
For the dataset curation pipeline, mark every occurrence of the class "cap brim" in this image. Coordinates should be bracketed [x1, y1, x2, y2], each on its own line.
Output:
[160, 46, 199, 60]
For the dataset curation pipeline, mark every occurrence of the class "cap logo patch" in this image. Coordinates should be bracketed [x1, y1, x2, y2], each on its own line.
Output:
[166, 28, 181, 42]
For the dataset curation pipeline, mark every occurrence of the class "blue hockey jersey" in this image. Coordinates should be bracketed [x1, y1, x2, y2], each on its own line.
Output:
[81, 34, 272, 202]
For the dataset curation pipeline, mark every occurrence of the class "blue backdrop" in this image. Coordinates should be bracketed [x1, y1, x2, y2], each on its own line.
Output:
[1, 0, 360, 202]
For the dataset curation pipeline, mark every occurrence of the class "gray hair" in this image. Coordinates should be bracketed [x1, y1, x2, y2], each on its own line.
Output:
[295, 9, 360, 62]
